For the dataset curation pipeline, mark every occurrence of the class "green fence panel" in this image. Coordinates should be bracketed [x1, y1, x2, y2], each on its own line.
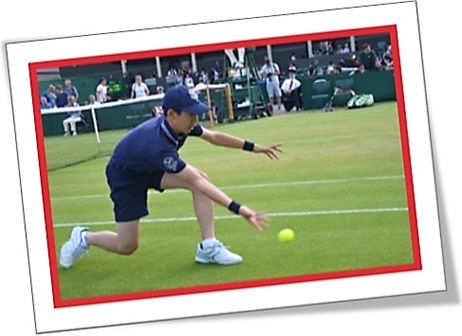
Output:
[301, 70, 396, 110]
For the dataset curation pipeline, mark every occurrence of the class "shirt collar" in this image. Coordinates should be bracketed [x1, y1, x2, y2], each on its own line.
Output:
[160, 118, 178, 146]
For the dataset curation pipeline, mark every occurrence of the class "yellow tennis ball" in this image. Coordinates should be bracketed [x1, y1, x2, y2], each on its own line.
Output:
[278, 228, 295, 243]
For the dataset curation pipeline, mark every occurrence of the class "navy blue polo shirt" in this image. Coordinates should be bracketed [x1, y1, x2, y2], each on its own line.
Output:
[110, 116, 203, 174]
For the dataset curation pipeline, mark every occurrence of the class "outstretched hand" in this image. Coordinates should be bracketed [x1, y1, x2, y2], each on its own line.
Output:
[238, 205, 270, 231]
[253, 143, 283, 160]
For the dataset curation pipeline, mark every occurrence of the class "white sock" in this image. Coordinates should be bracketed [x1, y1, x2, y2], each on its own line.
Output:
[201, 238, 217, 249]
[81, 231, 89, 247]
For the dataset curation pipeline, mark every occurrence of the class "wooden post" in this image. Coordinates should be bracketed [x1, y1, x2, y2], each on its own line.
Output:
[225, 83, 234, 121]
[206, 85, 214, 128]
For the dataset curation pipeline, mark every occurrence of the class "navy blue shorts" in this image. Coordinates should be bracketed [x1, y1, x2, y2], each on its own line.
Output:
[105, 159, 165, 222]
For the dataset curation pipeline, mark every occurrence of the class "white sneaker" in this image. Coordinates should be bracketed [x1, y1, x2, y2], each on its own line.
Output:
[195, 240, 242, 265]
[59, 226, 89, 269]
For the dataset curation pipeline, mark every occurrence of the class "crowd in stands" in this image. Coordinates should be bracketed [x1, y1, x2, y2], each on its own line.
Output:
[290, 42, 393, 78]
[39, 40, 393, 134]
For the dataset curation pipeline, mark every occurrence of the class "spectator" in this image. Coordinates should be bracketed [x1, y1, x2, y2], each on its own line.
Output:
[214, 61, 222, 77]
[64, 79, 79, 102]
[192, 71, 201, 85]
[193, 77, 207, 93]
[333, 65, 342, 75]
[326, 61, 335, 75]
[105, 92, 118, 103]
[350, 63, 366, 76]
[382, 47, 393, 70]
[314, 59, 324, 76]
[95, 77, 108, 103]
[40, 96, 53, 109]
[156, 86, 165, 98]
[131, 75, 150, 99]
[54, 85, 68, 108]
[180, 69, 195, 88]
[290, 53, 297, 62]
[280, 66, 302, 112]
[341, 43, 351, 54]
[344, 54, 360, 68]
[359, 44, 381, 71]
[200, 68, 209, 84]
[151, 86, 165, 117]
[307, 63, 317, 77]
[62, 95, 82, 136]
[88, 94, 100, 105]
[259, 55, 282, 112]
[167, 67, 177, 76]
[41, 84, 56, 107]
[203, 95, 219, 124]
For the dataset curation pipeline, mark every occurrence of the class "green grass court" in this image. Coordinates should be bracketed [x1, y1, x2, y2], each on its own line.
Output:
[46, 102, 415, 302]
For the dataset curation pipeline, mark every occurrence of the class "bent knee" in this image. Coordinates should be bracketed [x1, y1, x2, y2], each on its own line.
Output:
[118, 242, 138, 255]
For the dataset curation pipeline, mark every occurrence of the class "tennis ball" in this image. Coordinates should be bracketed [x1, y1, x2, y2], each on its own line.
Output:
[278, 228, 295, 243]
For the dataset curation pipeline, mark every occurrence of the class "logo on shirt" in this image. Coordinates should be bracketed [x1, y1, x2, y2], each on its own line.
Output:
[163, 157, 178, 171]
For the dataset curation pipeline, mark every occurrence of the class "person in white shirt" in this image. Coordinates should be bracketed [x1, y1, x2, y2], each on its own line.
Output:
[280, 66, 302, 112]
[259, 56, 282, 112]
[131, 75, 150, 99]
[95, 78, 108, 104]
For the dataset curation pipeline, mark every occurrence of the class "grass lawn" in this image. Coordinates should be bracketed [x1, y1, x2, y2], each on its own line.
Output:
[45, 102, 416, 304]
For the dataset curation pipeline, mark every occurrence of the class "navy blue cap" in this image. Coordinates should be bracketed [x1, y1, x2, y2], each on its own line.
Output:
[162, 85, 210, 115]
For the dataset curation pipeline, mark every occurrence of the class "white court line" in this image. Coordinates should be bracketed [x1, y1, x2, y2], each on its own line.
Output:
[53, 207, 408, 228]
[51, 175, 404, 201]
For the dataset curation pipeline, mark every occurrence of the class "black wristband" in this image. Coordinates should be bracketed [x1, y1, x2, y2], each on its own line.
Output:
[243, 140, 255, 152]
[228, 200, 241, 215]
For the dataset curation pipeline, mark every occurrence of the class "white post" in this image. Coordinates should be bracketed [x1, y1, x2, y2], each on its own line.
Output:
[120, 60, 127, 75]
[307, 41, 313, 58]
[266, 45, 273, 62]
[155, 57, 162, 77]
[90, 106, 101, 144]
[191, 53, 197, 73]
[350, 36, 356, 52]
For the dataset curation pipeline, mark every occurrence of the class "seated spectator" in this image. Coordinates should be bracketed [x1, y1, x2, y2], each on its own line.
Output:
[359, 44, 381, 71]
[156, 86, 165, 98]
[105, 92, 118, 103]
[382, 47, 393, 70]
[54, 85, 68, 108]
[350, 63, 367, 76]
[180, 69, 195, 88]
[339, 54, 359, 70]
[326, 62, 335, 75]
[193, 77, 208, 92]
[280, 66, 302, 112]
[314, 59, 324, 76]
[333, 66, 342, 75]
[40, 96, 53, 109]
[341, 43, 351, 54]
[62, 95, 82, 136]
[41, 84, 56, 107]
[88, 94, 100, 105]
[307, 63, 317, 77]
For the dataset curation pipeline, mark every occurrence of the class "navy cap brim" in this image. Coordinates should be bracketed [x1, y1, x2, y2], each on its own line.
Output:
[182, 101, 210, 115]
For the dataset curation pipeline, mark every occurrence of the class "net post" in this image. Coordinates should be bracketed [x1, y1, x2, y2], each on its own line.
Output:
[90, 105, 101, 144]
